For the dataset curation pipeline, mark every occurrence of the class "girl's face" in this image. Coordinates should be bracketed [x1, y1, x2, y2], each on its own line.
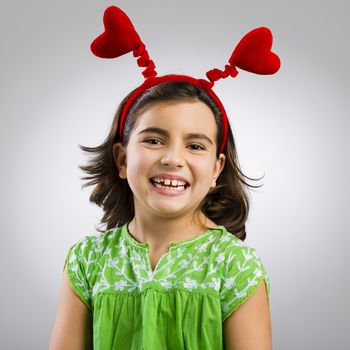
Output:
[113, 100, 226, 222]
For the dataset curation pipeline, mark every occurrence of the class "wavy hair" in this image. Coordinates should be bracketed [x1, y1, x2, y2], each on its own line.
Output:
[78, 81, 263, 241]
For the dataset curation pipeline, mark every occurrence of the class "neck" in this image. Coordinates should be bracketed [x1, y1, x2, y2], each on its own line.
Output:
[127, 211, 217, 253]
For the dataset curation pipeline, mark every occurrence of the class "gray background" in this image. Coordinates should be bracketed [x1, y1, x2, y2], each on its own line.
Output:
[1, 0, 349, 349]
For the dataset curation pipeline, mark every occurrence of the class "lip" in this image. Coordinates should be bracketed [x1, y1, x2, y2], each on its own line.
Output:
[149, 173, 190, 185]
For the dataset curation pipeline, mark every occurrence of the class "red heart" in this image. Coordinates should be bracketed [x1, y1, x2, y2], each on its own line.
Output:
[90, 6, 141, 59]
[229, 27, 280, 75]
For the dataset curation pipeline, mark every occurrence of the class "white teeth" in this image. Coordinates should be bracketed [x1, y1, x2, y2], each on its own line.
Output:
[153, 183, 185, 191]
[152, 177, 187, 186]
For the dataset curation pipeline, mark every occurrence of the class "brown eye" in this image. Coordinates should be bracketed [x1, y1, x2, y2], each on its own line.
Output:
[144, 138, 162, 145]
[189, 144, 205, 151]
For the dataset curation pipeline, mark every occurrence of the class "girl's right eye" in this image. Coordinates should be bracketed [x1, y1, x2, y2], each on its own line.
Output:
[143, 138, 161, 145]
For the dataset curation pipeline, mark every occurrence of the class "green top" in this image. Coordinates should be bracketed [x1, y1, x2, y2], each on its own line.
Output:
[63, 223, 270, 349]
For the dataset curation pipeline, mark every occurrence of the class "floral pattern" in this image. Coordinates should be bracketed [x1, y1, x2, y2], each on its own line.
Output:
[64, 223, 270, 322]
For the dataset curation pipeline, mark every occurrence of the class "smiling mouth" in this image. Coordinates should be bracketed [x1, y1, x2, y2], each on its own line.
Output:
[149, 178, 190, 191]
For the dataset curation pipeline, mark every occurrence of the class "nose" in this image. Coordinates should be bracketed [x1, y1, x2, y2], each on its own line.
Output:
[160, 143, 185, 167]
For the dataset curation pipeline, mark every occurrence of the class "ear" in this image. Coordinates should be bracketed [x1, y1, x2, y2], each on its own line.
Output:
[113, 142, 127, 179]
[211, 153, 226, 188]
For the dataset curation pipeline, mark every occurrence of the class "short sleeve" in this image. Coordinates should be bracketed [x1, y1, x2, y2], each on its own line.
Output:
[63, 236, 94, 310]
[220, 243, 271, 322]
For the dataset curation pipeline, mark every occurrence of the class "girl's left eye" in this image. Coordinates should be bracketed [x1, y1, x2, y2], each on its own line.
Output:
[189, 144, 205, 150]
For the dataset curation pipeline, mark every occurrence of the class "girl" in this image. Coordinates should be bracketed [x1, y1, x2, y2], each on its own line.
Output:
[50, 6, 279, 350]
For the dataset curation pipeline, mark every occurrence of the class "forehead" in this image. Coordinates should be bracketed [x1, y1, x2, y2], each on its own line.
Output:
[134, 101, 217, 136]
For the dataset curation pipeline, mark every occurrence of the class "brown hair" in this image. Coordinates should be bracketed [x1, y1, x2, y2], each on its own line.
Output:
[78, 81, 263, 241]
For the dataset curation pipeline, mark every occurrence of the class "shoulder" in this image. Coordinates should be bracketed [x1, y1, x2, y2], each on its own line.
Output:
[62, 226, 123, 308]
[217, 227, 271, 322]
[214, 225, 259, 260]
[66, 226, 122, 261]
[63, 226, 124, 280]
[218, 227, 267, 275]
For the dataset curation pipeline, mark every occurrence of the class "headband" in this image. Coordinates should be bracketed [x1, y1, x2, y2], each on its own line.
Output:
[90, 6, 281, 154]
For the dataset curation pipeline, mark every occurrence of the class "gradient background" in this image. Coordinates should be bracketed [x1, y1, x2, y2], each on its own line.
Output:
[1, 0, 349, 349]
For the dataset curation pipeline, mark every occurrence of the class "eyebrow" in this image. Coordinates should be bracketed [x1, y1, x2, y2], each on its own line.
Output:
[138, 127, 213, 145]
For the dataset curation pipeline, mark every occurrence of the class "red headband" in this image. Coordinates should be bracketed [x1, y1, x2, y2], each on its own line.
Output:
[90, 6, 281, 154]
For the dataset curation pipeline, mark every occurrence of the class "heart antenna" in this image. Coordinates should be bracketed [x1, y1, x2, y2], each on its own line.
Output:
[203, 27, 281, 88]
[90, 6, 157, 79]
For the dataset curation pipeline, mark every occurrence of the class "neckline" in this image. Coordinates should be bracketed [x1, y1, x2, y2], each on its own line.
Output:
[121, 222, 225, 250]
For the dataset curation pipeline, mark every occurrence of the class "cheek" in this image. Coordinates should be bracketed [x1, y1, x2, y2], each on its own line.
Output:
[191, 159, 214, 179]
[127, 150, 155, 175]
